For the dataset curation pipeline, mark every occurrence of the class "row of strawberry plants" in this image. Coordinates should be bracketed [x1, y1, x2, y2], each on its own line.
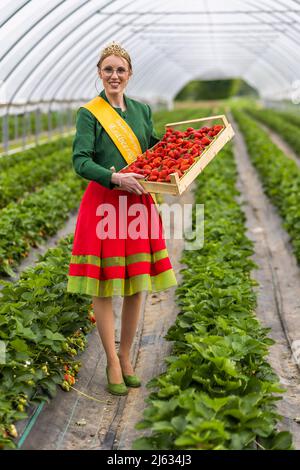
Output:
[133, 145, 292, 450]
[269, 109, 300, 129]
[0, 148, 73, 209]
[0, 135, 72, 171]
[233, 109, 300, 263]
[0, 172, 86, 276]
[0, 235, 95, 449]
[245, 107, 300, 156]
[0, 110, 75, 142]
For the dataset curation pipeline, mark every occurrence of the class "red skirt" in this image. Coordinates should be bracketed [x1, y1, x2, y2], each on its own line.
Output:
[67, 181, 178, 297]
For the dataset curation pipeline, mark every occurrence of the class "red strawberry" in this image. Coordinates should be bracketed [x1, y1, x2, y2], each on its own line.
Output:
[180, 164, 190, 171]
[200, 137, 211, 146]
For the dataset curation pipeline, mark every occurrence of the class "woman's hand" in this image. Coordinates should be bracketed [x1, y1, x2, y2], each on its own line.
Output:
[111, 168, 148, 195]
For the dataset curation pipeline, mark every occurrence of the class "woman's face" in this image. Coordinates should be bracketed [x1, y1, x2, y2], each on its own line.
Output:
[99, 55, 132, 95]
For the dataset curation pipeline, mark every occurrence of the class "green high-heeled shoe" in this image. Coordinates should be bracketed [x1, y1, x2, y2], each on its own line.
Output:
[106, 367, 128, 396]
[122, 373, 142, 388]
[117, 353, 142, 388]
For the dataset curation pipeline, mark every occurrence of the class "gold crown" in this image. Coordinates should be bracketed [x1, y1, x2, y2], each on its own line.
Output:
[100, 41, 131, 62]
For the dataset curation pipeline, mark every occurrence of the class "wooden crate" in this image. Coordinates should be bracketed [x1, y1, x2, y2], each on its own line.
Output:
[118, 114, 234, 195]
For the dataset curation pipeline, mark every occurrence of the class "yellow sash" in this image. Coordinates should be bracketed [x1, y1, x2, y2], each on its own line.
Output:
[83, 96, 157, 205]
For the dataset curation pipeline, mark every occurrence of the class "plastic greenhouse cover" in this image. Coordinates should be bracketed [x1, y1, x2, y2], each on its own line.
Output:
[1, 0, 300, 107]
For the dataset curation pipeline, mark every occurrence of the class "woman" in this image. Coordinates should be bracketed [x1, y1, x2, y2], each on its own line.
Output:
[67, 42, 177, 396]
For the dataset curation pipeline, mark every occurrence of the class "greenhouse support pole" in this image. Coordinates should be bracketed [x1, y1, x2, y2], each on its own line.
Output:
[14, 112, 19, 142]
[22, 108, 26, 150]
[58, 106, 63, 136]
[2, 109, 9, 154]
[48, 104, 52, 141]
[38, 107, 41, 144]
[68, 106, 72, 130]
[35, 107, 40, 146]
[26, 108, 31, 148]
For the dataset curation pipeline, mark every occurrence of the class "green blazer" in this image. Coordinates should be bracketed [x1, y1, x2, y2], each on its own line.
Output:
[72, 89, 160, 189]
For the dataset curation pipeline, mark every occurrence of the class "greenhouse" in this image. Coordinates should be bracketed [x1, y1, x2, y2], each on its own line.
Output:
[1, 0, 300, 455]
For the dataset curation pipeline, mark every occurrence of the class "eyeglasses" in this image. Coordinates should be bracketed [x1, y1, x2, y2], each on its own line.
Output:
[101, 66, 129, 77]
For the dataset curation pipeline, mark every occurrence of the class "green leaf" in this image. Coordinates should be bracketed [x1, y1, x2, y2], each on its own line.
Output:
[171, 416, 186, 433]
[15, 318, 37, 341]
[153, 421, 174, 433]
[10, 338, 29, 352]
[21, 292, 33, 301]
[174, 435, 197, 447]
[270, 432, 293, 450]
[44, 330, 65, 341]
[132, 437, 155, 450]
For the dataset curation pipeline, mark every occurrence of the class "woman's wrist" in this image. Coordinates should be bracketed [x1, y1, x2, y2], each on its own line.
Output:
[111, 172, 122, 187]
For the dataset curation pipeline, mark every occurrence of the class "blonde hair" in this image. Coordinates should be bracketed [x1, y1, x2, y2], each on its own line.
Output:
[97, 41, 132, 71]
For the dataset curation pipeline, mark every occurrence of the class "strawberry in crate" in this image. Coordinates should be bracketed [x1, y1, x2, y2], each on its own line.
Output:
[119, 124, 224, 183]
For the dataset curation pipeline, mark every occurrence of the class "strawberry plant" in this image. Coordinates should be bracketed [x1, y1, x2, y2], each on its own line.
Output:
[273, 110, 300, 129]
[0, 171, 86, 276]
[133, 145, 292, 450]
[0, 148, 73, 209]
[0, 111, 75, 142]
[233, 109, 300, 264]
[0, 235, 94, 449]
[245, 107, 300, 156]
[0, 136, 72, 172]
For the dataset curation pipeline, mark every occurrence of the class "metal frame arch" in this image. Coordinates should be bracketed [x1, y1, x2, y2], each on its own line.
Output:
[241, 0, 300, 85]
[133, 30, 297, 87]
[244, 51, 299, 95]
[24, 0, 153, 101]
[117, 40, 187, 97]
[51, 27, 145, 99]
[46, 19, 159, 99]
[70, 38, 182, 103]
[26, 12, 121, 101]
[132, 37, 284, 101]
[20, 0, 164, 101]
[56, 5, 177, 101]
[245, 61, 291, 96]
[68, 42, 181, 103]
[59, 30, 137, 101]
[2, 0, 300, 104]
[5, 0, 120, 104]
[0, 0, 65, 64]
[69, 35, 169, 103]
[0, 0, 30, 28]
[32, 5, 190, 102]
[131, 57, 187, 98]
[123, 0, 300, 96]
[56, 25, 176, 101]
[2, 0, 91, 84]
